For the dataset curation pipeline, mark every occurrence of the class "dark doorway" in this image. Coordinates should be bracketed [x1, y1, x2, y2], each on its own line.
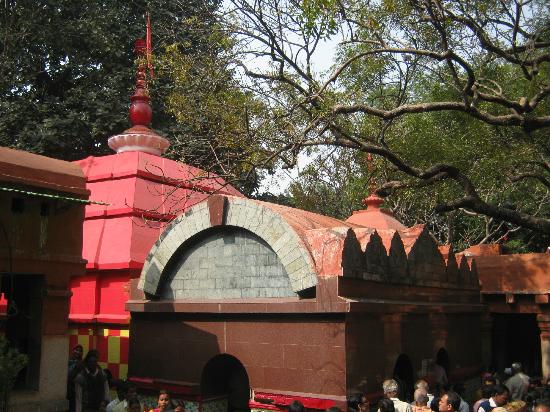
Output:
[492, 314, 541, 376]
[1, 274, 43, 390]
[436, 348, 450, 378]
[201, 354, 250, 412]
[393, 354, 414, 402]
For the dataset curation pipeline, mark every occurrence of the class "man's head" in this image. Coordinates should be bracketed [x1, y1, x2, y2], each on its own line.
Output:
[114, 381, 128, 401]
[480, 384, 495, 400]
[535, 399, 550, 412]
[157, 390, 171, 411]
[128, 398, 141, 412]
[414, 389, 429, 406]
[127, 383, 138, 400]
[383, 379, 399, 398]
[483, 376, 497, 386]
[379, 398, 396, 412]
[84, 350, 100, 371]
[438, 391, 461, 412]
[415, 380, 430, 392]
[491, 385, 509, 406]
[512, 363, 523, 374]
[289, 400, 305, 412]
[506, 400, 527, 412]
[72, 345, 83, 360]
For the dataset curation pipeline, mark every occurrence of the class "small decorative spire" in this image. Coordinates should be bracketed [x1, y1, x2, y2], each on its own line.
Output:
[345, 152, 406, 229]
[129, 38, 152, 127]
[362, 153, 384, 210]
[108, 14, 170, 156]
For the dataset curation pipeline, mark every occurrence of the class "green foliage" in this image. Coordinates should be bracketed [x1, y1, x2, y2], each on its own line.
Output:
[156, 18, 267, 194]
[0, 0, 221, 160]
[0, 336, 28, 410]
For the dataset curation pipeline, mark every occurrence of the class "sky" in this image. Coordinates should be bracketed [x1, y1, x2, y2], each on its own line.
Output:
[257, 36, 339, 195]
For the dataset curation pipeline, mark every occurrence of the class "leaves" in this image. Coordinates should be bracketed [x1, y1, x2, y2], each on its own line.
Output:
[0, 336, 28, 401]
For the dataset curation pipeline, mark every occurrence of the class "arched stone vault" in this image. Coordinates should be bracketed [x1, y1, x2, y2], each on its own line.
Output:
[139, 195, 319, 296]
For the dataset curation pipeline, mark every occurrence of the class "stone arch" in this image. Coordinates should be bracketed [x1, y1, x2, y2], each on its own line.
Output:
[138, 196, 318, 296]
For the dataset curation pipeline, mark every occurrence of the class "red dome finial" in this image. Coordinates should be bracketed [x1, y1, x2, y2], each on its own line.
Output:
[107, 14, 170, 156]
[345, 152, 406, 229]
[129, 36, 152, 127]
[362, 152, 383, 209]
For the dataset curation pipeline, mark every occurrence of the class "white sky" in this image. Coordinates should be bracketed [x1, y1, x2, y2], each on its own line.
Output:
[258, 36, 339, 195]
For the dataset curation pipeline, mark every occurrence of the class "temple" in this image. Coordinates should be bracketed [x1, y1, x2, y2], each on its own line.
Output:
[67, 36, 242, 380]
[2, 15, 549, 412]
[64, 22, 550, 412]
[128, 194, 484, 411]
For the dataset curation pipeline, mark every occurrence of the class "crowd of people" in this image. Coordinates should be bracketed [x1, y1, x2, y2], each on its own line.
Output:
[67, 346, 550, 412]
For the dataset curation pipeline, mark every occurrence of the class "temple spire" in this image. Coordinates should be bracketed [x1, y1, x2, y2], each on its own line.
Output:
[107, 14, 170, 156]
[344, 152, 406, 230]
[362, 153, 384, 210]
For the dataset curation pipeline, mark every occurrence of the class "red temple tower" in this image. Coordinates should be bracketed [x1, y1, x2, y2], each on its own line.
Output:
[68, 29, 242, 379]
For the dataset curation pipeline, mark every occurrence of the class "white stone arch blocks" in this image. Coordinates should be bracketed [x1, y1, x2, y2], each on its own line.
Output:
[139, 196, 318, 296]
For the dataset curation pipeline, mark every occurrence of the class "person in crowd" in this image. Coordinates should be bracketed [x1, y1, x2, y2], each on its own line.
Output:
[431, 397, 441, 412]
[107, 381, 127, 412]
[505, 363, 530, 401]
[289, 400, 305, 412]
[474, 385, 496, 412]
[348, 394, 362, 412]
[478, 385, 510, 412]
[383, 379, 412, 412]
[504, 400, 526, 412]
[535, 399, 550, 412]
[349, 393, 370, 412]
[491, 408, 508, 412]
[174, 402, 185, 412]
[380, 398, 396, 412]
[148, 390, 172, 412]
[70, 345, 84, 370]
[481, 374, 497, 387]
[438, 391, 461, 412]
[68, 345, 86, 412]
[414, 380, 435, 407]
[523, 392, 538, 412]
[412, 389, 431, 412]
[99, 401, 108, 412]
[74, 350, 110, 412]
[359, 395, 370, 412]
[115, 382, 144, 412]
[128, 398, 143, 412]
[450, 383, 469, 412]
[430, 361, 448, 388]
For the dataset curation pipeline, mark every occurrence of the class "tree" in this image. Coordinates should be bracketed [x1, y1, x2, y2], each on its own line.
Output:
[156, 16, 268, 195]
[0, 1, 221, 160]
[222, 0, 550, 234]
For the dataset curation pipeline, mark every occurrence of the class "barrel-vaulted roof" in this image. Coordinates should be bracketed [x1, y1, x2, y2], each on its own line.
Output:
[139, 195, 479, 297]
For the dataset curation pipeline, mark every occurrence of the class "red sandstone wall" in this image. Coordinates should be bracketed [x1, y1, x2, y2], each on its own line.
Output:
[345, 312, 483, 395]
[129, 314, 347, 397]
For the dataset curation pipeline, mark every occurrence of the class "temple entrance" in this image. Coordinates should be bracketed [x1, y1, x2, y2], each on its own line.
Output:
[201, 354, 250, 412]
[393, 354, 414, 402]
[492, 314, 541, 376]
[436, 348, 450, 378]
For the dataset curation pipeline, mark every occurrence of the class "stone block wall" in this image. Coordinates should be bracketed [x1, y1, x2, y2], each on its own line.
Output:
[161, 227, 296, 299]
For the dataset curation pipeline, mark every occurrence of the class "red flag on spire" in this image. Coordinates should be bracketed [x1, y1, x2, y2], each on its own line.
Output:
[146, 12, 154, 78]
